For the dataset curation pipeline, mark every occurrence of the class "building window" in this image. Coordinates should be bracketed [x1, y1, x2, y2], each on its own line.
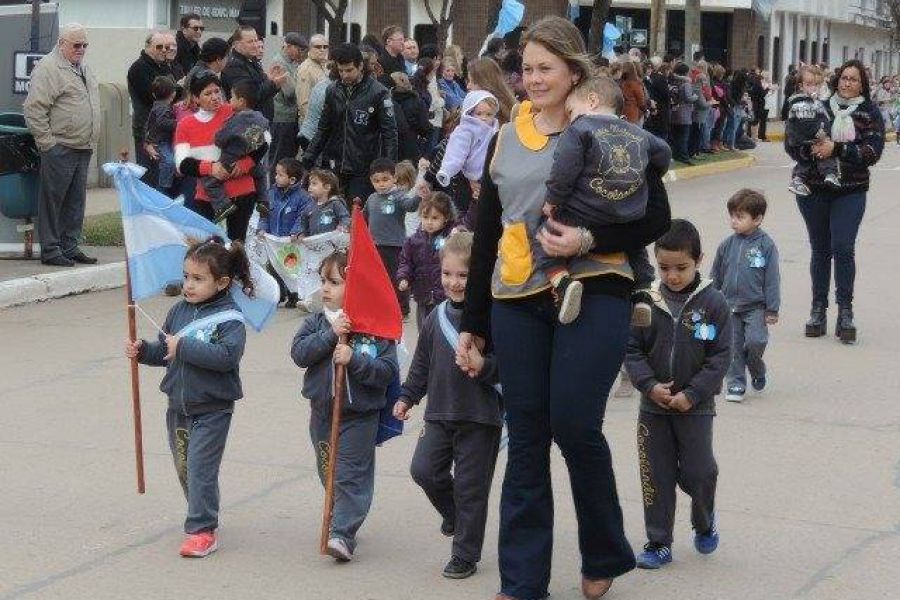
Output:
[413, 24, 437, 48]
[772, 36, 781, 80]
[339, 23, 362, 44]
[756, 35, 765, 70]
[811, 41, 818, 63]
[823, 42, 829, 64]
[799, 40, 807, 63]
[843, 46, 849, 62]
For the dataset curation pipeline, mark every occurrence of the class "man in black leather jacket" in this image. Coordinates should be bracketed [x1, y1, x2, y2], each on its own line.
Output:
[302, 43, 398, 205]
[220, 25, 287, 123]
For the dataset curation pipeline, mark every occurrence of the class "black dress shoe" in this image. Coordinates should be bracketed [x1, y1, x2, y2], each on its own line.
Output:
[41, 255, 75, 267]
[68, 250, 98, 264]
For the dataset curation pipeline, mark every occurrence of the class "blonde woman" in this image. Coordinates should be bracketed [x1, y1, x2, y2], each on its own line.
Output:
[460, 16, 671, 600]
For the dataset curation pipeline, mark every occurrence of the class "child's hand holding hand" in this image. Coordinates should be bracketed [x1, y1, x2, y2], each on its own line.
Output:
[667, 392, 692, 412]
[649, 382, 674, 409]
[398, 279, 409, 292]
[417, 158, 431, 171]
[469, 180, 481, 199]
[463, 344, 486, 377]
[163, 334, 181, 362]
[333, 343, 353, 365]
[393, 399, 413, 420]
[542, 202, 554, 218]
[331, 313, 351, 337]
[765, 312, 779, 325]
[124, 339, 142, 359]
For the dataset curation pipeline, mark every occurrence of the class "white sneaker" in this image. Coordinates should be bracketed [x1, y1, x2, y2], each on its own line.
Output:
[326, 537, 352, 562]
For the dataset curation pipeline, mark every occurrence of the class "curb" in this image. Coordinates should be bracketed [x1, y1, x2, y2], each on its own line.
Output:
[664, 154, 757, 183]
[0, 262, 126, 309]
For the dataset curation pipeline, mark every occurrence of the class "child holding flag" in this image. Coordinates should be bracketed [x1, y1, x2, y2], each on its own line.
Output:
[124, 237, 253, 558]
[290, 249, 400, 562]
[393, 231, 503, 579]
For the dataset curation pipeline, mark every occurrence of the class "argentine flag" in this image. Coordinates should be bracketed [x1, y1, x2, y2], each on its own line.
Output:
[103, 162, 279, 331]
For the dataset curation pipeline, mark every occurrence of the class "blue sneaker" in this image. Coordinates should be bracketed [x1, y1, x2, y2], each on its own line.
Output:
[751, 374, 767, 392]
[724, 384, 745, 403]
[636, 543, 672, 569]
[694, 518, 719, 554]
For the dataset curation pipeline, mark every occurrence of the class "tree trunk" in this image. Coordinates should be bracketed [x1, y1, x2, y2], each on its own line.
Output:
[684, 0, 702, 64]
[588, 0, 612, 54]
[311, 0, 347, 47]
[649, 0, 666, 56]
[423, 0, 453, 50]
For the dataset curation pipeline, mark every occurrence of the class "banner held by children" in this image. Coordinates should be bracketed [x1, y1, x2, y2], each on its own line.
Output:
[262, 230, 349, 299]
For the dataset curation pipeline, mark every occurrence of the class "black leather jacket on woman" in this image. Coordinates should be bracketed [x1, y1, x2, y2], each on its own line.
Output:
[302, 75, 398, 176]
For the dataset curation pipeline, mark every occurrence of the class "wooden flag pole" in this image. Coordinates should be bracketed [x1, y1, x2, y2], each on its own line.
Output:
[319, 335, 347, 554]
[119, 150, 145, 494]
[126, 262, 146, 494]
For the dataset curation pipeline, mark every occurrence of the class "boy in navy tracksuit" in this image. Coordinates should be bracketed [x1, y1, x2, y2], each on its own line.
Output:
[393, 231, 503, 580]
[257, 157, 312, 308]
[363, 158, 421, 317]
[624, 219, 732, 570]
[710, 189, 781, 403]
[290, 251, 399, 562]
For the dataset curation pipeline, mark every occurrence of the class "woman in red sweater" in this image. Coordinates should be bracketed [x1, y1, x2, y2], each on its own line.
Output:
[175, 73, 265, 241]
[620, 61, 647, 125]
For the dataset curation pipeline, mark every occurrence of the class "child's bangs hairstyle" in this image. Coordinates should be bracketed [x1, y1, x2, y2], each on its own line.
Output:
[574, 75, 624, 115]
[309, 168, 340, 196]
[420, 191, 455, 221]
[799, 64, 824, 84]
[369, 157, 396, 177]
[474, 96, 500, 114]
[655, 219, 702, 261]
[185, 236, 255, 296]
[439, 230, 474, 265]
[394, 160, 417, 189]
[726, 188, 767, 218]
[318, 250, 348, 280]
[277, 157, 304, 181]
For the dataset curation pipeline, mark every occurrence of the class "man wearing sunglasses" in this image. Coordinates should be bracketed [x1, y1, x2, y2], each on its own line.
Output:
[296, 33, 329, 131]
[175, 13, 204, 75]
[127, 31, 180, 182]
[23, 23, 101, 267]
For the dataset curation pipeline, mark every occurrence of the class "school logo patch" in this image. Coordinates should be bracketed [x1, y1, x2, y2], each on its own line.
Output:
[747, 246, 766, 268]
[682, 308, 717, 341]
[353, 109, 369, 125]
[352, 335, 378, 358]
[588, 124, 648, 202]
[433, 236, 446, 251]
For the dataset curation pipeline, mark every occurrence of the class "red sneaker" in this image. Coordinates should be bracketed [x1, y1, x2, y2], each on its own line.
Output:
[179, 531, 218, 558]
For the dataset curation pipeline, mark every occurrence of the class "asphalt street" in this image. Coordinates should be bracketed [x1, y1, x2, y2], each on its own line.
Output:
[1, 141, 898, 599]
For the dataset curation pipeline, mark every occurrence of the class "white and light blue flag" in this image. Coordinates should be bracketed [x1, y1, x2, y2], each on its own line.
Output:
[103, 162, 279, 331]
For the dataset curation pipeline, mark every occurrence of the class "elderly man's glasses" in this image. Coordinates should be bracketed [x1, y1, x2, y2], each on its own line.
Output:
[155, 44, 176, 50]
[65, 41, 89, 49]
[313, 44, 329, 49]
[190, 26, 205, 32]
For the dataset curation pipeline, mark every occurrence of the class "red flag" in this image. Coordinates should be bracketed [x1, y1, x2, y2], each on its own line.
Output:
[344, 205, 403, 340]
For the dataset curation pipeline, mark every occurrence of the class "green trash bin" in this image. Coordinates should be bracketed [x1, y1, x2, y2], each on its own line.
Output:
[0, 112, 40, 220]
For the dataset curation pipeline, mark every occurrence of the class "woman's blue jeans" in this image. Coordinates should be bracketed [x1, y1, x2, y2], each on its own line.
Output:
[724, 111, 743, 148]
[796, 190, 867, 307]
[491, 291, 636, 600]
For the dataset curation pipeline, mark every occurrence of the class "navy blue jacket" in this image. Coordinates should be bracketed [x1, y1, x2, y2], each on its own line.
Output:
[138, 293, 246, 415]
[259, 183, 312, 236]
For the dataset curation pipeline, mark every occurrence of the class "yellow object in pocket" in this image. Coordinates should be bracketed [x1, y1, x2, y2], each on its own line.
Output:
[499, 222, 533, 286]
